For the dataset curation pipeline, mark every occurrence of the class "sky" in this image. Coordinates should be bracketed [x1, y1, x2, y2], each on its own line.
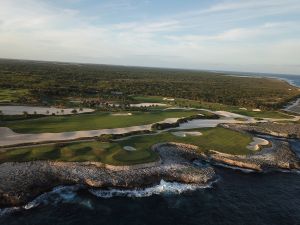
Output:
[0, 0, 300, 75]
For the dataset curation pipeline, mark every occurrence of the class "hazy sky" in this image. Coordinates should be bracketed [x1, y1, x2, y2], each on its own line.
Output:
[1, 0, 300, 74]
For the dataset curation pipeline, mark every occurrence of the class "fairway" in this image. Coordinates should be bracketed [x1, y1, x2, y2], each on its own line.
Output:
[2, 110, 209, 133]
[0, 127, 253, 165]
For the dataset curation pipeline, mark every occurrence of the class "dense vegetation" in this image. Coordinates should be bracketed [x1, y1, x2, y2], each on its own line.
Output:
[0, 128, 252, 165]
[0, 59, 299, 109]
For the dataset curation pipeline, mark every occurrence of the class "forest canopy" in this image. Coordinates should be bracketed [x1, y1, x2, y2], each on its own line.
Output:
[0, 59, 298, 109]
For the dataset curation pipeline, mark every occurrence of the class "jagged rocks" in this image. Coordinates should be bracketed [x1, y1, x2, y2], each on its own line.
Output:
[0, 143, 216, 208]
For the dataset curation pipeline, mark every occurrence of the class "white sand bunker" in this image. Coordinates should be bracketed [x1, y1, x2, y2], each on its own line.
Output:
[172, 131, 203, 137]
[247, 137, 269, 151]
[112, 113, 132, 116]
[123, 146, 137, 151]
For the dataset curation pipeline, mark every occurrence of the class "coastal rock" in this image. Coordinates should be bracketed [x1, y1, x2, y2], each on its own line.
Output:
[222, 122, 300, 139]
[206, 140, 300, 171]
[0, 143, 216, 207]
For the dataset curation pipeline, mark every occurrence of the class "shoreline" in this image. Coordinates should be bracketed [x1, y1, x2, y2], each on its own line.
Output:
[1, 136, 299, 208]
[223, 72, 300, 88]
[0, 143, 216, 208]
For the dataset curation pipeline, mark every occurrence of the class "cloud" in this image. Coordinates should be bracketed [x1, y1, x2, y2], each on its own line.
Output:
[0, 0, 299, 74]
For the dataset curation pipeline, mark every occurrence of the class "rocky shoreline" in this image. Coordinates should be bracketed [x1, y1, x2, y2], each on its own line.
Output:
[0, 143, 216, 208]
[1, 129, 300, 208]
[206, 140, 300, 171]
[222, 122, 300, 139]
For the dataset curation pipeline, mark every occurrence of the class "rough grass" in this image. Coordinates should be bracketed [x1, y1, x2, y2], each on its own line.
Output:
[2, 110, 209, 133]
[0, 127, 252, 165]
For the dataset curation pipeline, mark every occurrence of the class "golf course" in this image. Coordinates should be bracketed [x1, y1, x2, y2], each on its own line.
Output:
[0, 127, 253, 165]
[1, 109, 214, 133]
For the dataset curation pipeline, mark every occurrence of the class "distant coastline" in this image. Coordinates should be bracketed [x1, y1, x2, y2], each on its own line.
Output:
[219, 71, 300, 88]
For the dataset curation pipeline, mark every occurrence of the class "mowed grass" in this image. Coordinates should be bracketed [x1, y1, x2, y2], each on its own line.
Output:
[132, 95, 167, 103]
[117, 127, 252, 155]
[231, 110, 294, 119]
[132, 96, 294, 119]
[0, 127, 253, 165]
[0, 89, 29, 103]
[2, 110, 207, 133]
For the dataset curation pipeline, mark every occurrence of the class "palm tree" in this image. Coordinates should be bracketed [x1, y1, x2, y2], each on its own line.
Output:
[71, 109, 78, 114]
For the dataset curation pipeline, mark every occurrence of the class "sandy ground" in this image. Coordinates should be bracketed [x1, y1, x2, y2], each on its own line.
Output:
[172, 131, 202, 137]
[0, 106, 94, 115]
[247, 137, 269, 151]
[111, 113, 133, 116]
[123, 146, 137, 151]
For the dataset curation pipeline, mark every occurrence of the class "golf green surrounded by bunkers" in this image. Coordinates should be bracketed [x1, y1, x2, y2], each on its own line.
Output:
[1, 109, 213, 133]
[0, 127, 253, 165]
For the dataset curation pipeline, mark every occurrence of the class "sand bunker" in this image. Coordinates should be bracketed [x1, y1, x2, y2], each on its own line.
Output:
[0, 106, 94, 115]
[163, 98, 175, 101]
[172, 131, 202, 137]
[123, 146, 136, 151]
[247, 137, 269, 151]
[111, 113, 132, 116]
[215, 111, 248, 118]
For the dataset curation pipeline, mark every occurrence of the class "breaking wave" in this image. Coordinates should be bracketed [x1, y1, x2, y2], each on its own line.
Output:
[0, 179, 218, 217]
[0, 185, 87, 217]
[89, 179, 216, 199]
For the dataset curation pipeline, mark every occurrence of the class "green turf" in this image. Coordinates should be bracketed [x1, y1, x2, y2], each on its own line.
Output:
[2, 110, 209, 133]
[116, 127, 252, 155]
[0, 127, 252, 165]
[0, 89, 30, 103]
[132, 95, 167, 103]
[231, 110, 294, 119]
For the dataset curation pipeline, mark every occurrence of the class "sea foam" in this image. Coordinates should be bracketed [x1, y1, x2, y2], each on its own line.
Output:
[89, 179, 214, 199]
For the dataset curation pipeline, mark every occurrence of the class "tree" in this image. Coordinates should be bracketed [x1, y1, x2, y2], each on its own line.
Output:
[23, 111, 28, 118]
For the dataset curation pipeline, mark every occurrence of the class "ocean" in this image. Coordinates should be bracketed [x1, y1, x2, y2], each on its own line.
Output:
[222, 72, 300, 87]
[1, 168, 299, 225]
